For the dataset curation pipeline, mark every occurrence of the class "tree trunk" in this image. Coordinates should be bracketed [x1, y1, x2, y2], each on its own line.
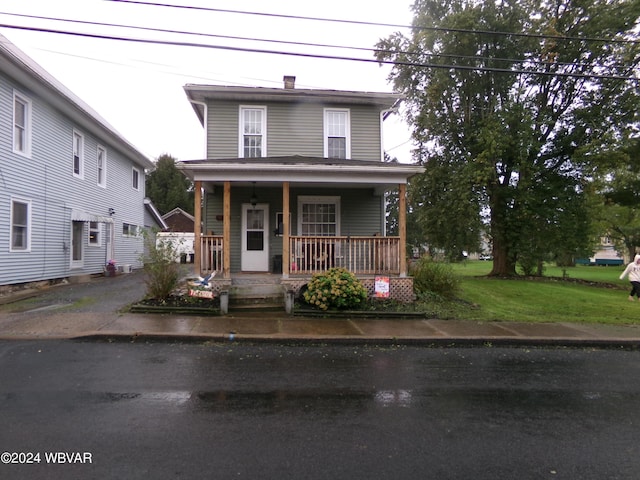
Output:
[488, 184, 517, 276]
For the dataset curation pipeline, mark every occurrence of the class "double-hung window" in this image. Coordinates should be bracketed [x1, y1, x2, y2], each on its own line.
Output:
[132, 167, 140, 191]
[97, 145, 107, 188]
[13, 92, 32, 156]
[73, 130, 84, 178]
[10, 198, 31, 252]
[298, 196, 340, 236]
[324, 109, 350, 159]
[88, 221, 101, 246]
[239, 106, 266, 158]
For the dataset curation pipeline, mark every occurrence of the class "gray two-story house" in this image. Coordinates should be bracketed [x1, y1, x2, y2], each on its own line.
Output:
[0, 33, 157, 286]
[177, 76, 423, 304]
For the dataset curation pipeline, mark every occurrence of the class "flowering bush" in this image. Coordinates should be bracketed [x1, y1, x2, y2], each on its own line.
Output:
[303, 267, 368, 310]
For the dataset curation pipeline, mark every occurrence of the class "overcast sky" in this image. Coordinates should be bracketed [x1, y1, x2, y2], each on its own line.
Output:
[0, 0, 416, 164]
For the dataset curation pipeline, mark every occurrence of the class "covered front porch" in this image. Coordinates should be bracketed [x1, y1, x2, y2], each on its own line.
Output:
[177, 157, 423, 306]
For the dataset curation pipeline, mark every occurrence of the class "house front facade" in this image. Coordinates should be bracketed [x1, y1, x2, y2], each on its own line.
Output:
[178, 76, 423, 303]
[0, 33, 155, 286]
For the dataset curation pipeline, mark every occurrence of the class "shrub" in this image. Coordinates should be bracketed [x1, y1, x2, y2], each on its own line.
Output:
[303, 267, 368, 311]
[410, 257, 460, 299]
[140, 232, 182, 300]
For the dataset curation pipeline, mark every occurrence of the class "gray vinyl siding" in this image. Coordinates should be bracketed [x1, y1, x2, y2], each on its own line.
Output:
[0, 70, 147, 286]
[204, 186, 382, 273]
[206, 100, 383, 161]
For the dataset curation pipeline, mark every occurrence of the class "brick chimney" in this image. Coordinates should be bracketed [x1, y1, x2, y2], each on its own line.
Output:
[283, 75, 296, 89]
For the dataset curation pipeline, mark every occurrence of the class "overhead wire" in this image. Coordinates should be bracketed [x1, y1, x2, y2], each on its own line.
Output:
[0, 22, 636, 82]
[0, 11, 622, 74]
[106, 0, 640, 45]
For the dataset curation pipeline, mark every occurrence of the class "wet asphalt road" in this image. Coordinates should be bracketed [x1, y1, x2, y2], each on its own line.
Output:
[1, 340, 639, 479]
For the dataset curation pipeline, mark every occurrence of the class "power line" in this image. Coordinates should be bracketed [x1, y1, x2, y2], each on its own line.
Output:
[0, 22, 636, 82]
[106, 0, 640, 45]
[0, 11, 616, 73]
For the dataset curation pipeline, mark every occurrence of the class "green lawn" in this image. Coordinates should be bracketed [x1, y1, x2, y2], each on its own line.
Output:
[429, 261, 638, 325]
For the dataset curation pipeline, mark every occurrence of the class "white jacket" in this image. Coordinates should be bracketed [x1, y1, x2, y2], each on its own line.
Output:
[620, 255, 640, 282]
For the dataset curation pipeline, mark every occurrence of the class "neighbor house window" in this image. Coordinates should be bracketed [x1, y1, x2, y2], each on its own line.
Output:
[73, 130, 84, 178]
[13, 92, 32, 156]
[239, 106, 266, 158]
[123, 223, 137, 236]
[88, 221, 101, 246]
[132, 167, 140, 190]
[298, 196, 340, 236]
[10, 198, 31, 251]
[97, 145, 107, 187]
[324, 109, 350, 159]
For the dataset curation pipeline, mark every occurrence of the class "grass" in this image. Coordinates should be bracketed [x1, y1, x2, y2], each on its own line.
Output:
[421, 261, 637, 325]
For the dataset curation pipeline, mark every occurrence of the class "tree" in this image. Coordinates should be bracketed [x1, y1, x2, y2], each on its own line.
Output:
[146, 154, 194, 215]
[377, 0, 640, 275]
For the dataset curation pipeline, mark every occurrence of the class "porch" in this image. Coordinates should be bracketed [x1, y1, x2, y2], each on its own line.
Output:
[200, 234, 402, 276]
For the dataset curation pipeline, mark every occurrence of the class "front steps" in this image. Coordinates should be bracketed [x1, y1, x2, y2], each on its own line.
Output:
[227, 281, 286, 313]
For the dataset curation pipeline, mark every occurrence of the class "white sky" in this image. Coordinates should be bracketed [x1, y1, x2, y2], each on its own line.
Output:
[0, 0, 416, 164]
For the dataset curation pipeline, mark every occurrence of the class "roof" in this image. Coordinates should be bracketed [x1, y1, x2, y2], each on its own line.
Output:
[184, 83, 403, 126]
[0, 33, 154, 170]
[177, 156, 423, 189]
[162, 207, 195, 222]
[144, 198, 169, 230]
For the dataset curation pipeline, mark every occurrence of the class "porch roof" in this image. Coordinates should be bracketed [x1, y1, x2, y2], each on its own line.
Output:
[176, 156, 423, 189]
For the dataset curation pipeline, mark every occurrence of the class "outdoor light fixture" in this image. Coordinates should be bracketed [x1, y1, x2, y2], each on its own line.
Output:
[250, 182, 258, 207]
[108, 208, 115, 216]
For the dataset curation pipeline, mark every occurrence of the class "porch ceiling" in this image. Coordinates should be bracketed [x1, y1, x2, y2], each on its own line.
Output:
[177, 156, 424, 190]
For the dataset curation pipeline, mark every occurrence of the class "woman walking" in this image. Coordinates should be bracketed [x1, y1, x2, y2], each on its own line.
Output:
[620, 254, 640, 301]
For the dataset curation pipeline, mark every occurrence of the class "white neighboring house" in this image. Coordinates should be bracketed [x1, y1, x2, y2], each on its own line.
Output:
[0, 33, 156, 286]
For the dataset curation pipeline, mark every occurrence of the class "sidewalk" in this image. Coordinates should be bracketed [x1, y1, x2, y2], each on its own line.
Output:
[1, 271, 640, 346]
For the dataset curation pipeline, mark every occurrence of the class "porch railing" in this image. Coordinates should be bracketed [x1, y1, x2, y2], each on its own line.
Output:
[289, 236, 400, 275]
[199, 235, 400, 276]
[201, 235, 224, 273]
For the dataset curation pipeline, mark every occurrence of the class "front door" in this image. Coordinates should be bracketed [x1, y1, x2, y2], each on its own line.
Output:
[241, 203, 269, 271]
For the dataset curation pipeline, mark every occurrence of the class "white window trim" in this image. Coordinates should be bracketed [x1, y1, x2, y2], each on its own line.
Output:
[123, 222, 138, 237]
[132, 167, 140, 191]
[323, 108, 351, 159]
[297, 196, 341, 236]
[88, 221, 102, 246]
[10, 197, 32, 252]
[97, 145, 107, 188]
[13, 91, 32, 157]
[238, 105, 267, 158]
[72, 130, 84, 179]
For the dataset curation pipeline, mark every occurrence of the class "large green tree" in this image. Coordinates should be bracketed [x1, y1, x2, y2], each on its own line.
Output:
[145, 154, 194, 215]
[377, 0, 640, 275]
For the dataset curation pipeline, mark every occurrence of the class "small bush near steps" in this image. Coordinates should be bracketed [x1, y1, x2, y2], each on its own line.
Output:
[410, 257, 460, 299]
[303, 267, 368, 311]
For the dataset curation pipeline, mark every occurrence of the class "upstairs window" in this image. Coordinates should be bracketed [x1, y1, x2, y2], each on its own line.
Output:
[73, 130, 84, 178]
[13, 92, 32, 156]
[324, 109, 350, 159]
[239, 106, 266, 158]
[97, 145, 107, 188]
[132, 167, 140, 190]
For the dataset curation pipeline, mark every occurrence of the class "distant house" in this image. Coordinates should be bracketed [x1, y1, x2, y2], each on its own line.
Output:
[162, 207, 195, 232]
[177, 76, 423, 303]
[0, 33, 155, 285]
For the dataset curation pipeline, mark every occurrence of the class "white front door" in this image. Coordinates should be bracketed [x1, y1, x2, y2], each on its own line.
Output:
[241, 203, 269, 272]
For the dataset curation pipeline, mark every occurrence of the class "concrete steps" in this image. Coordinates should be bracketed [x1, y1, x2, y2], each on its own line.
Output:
[228, 283, 285, 313]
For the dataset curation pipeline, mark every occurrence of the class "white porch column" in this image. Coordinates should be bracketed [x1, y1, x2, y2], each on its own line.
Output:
[193, 181, 202, 276]
[282, 181, 290, 279]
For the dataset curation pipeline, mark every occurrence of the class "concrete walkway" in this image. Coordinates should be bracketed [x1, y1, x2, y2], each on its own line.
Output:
[1, 270, 640, 346]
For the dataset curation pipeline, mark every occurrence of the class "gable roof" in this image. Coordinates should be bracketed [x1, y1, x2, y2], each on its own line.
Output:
[0, 33, 153, 171]
[162, 207, 195, 222]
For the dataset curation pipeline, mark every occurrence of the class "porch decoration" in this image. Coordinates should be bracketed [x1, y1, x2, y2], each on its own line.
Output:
[303, 267, 367, 311]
